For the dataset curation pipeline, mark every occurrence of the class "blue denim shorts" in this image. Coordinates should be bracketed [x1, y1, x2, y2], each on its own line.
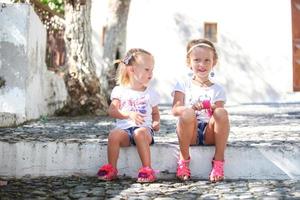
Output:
[124, 126, 154, 146]
[197, 121, 208, 146]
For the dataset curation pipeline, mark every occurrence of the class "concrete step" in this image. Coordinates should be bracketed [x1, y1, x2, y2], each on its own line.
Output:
[0, 103, 300, 180]
[0, 141, 300, 180]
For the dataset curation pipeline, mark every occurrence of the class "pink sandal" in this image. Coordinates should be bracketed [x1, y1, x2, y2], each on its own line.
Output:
[176, 158, 191, 181]
[97, 164, 118, 181]
[209, 159, 224, 182]
[137, 166, 157, 183]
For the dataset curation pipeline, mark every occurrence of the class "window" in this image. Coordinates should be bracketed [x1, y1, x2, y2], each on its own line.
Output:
[204, 22, 218, 42]
[101, 26, 107, 46]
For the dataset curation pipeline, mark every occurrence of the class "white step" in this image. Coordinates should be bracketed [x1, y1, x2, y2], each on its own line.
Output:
[1, 141, 299, 180]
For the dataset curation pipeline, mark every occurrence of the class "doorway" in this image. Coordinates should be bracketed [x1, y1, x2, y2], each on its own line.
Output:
[292, 0, 300, 91]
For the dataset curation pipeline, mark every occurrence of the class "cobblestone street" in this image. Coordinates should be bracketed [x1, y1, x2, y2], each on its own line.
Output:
[1, 176, 300, 199]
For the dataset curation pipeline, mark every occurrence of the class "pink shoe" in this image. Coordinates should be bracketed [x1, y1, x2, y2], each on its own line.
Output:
[209, 159, 224, 182]
[137, 166, 157, 183]
[97, 164, 118, 181]
[176, 158, 191, 181]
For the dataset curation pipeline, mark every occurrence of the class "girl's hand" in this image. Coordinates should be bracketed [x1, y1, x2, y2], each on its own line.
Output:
[128, 111, 145, 125]
[191, 101, 203, 111]
[191, 100, 211, 111]
[152, 121, 160, 131]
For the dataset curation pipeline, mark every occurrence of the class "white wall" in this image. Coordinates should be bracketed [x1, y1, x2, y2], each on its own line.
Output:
[126, 0, 298, 104]
[0, 3, 67, 127]
[90, 0, 108, 78]
[91, 0, 300, 105]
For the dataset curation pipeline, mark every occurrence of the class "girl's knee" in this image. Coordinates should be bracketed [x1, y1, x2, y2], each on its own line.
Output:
[108, 129, 123, 143]
[213, 108, 228, 121]
[179, 108, 196, 123]
[133, 127, 148, 141]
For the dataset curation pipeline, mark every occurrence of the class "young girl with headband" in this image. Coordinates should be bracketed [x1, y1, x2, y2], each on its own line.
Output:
[97, 48, 160, 183]
[171, 39, 230, 182]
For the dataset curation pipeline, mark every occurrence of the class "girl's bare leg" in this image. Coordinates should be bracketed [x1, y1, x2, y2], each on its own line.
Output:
[133, 127, 153, 167]
[205, 108, 230, 161]
[177, 108, 198, 160]
[133, 127, 154, 182]
[107, 129, 130, 168]
[205, 108, 229, 182]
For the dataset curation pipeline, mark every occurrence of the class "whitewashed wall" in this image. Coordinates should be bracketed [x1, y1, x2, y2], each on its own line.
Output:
[92, 0, 299, 105]
[0, 3, 67, 127]
[90, 0, 107, 79]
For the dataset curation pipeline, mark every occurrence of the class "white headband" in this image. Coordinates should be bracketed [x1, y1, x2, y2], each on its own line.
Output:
[187, 43, 213, 55]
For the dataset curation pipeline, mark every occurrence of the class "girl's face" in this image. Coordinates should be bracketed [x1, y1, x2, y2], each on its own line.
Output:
[188, 47, 215, 79]
[131, 54, 154, 88]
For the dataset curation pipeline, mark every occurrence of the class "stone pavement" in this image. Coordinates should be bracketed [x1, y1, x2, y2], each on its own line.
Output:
[0, 103, 300, 199]
[0, 176, 300, 199]
[0, 103, 300, 145]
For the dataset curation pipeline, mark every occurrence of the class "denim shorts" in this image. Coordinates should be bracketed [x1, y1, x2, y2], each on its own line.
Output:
[124, 126, 154, 146]
[197, 121, 208, 146]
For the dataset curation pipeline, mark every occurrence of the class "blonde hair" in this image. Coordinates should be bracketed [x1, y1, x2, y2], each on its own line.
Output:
[115, 48, 153, 86]
[186, 39, 218, 65]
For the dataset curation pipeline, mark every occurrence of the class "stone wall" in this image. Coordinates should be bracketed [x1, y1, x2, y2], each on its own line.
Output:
[0, 3, 67, 127]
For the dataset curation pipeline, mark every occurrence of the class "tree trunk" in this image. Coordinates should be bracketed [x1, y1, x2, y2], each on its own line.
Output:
[101, 0, 131, 99]
[59, 0, 108, 116]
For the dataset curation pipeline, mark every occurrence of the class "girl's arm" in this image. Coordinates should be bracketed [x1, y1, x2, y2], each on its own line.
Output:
[108, 99, 130, 119]
[211, 101, 225, 111]
[172, 91, 186, 116]
[214, 101, 224, 108]
[151, 105, 160, 131]
[108, 99, 145, 124]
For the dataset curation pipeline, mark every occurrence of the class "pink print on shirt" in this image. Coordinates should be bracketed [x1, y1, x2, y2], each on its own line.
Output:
[121, 96, 148, 114]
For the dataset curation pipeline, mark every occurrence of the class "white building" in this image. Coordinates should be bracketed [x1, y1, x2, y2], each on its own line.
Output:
[92, 0, 300, 105]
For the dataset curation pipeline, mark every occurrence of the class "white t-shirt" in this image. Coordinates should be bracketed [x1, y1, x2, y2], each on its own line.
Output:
[172, 77, 226, 123]
[111, 85, 160, 129]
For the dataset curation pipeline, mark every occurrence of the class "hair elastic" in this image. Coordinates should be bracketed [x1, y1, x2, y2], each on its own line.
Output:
[122, 54, 133, 65]
[187, 43, 213, 55]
